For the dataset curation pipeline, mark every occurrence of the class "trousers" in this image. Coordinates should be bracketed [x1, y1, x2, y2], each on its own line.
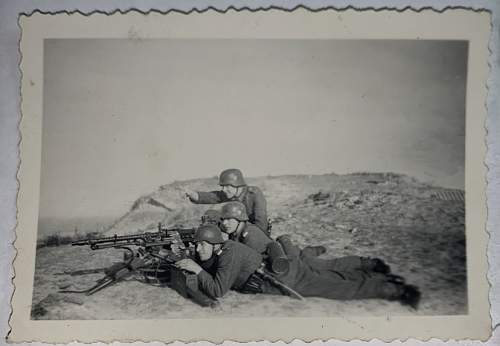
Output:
[268, 235, 401, 300]
[260, 257, 400, 300]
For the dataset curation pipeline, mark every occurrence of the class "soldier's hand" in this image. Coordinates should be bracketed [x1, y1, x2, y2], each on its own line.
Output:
[157, 248, 171, 257]
[175, 258, 202, 275]
[184, 189, 199, 202]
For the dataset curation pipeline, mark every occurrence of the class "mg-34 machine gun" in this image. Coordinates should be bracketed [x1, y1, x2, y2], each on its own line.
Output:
[61, 223, 218, 307]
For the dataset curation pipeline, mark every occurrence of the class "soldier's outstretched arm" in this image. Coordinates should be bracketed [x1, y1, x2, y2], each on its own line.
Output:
[184, 189, 200, 202]
[194, 190, 228, 204]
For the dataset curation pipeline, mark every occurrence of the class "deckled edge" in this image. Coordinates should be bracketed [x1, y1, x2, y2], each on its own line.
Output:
[4, 2, 499, 345]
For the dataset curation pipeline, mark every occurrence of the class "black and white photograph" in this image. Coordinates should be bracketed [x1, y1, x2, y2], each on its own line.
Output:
[9, 9, 491, 343]
[31, 37, 468, 319]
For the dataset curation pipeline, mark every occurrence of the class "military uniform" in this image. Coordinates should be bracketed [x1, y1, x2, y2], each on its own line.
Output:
[277, 235, 387, 274]
[193, 186, 269, 233]
[197, 240, 262, 298]
[261, 257, 401, 300]
[230, 222, 272, 255]
[301, 255, 366, 272]
[228, 223, 369, 274]
[196, 240, 415, 303]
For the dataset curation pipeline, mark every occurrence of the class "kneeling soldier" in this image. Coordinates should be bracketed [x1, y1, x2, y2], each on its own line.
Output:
[220, 201, 289, 274]
[185, 168, 270, 234]
[220, 201, 273, 254]
[176, 225, 421, 309]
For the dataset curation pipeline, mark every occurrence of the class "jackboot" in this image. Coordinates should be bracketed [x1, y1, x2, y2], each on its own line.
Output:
[379, 281, 421, 310]
[361, 258, 391, 274]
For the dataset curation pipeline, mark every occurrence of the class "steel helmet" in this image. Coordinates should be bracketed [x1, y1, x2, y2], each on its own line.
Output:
[194, 224, 225, 244]
[201, 209, 221, 225]
[221, 201, 249, 221]
[219, 169, 246, 187]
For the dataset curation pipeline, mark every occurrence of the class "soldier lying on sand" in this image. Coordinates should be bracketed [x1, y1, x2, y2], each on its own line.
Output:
[220, 201, 392, 275]
[185, 168, 270, 234]
[176, 225, 421, 309]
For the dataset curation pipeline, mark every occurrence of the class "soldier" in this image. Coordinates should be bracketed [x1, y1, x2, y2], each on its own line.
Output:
[185, 168, 270, 234]
[175, 225, 421, 308]
[220, 201, 289, 274]
[220, 201, 272, 254]
[221, 201, 391, 275]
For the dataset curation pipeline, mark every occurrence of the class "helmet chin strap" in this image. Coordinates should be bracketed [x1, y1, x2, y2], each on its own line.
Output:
[214, 244, 223, 256]
[226, 220, 242, 239]
[234, 220, 244, 237]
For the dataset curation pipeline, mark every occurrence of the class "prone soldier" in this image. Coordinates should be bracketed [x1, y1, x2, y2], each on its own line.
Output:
[220, 201, 273, 254]
[175, 225, 421, 308]
[185, 168, 270, 234]
[220, 201, 391, 275]
[277, 235, 391, 274]
[219, 201, 288, 274]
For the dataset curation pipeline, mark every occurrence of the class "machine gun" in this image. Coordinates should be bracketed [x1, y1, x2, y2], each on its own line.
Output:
[71, 224, 195, 250]
[61, 223, 218, 308]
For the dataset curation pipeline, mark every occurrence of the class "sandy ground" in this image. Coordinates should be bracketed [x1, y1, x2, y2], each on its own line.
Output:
[31, 173, 466, 319]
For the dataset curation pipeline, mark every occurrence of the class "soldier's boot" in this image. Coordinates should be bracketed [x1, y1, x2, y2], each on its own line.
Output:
[380, 281, 421, 310]
[276, 235, 301, 258]
[301, 246, 327, 258]
[386, 274, 405, 284]
[361, 258, 391, 274]
[400, 285, 421, 310]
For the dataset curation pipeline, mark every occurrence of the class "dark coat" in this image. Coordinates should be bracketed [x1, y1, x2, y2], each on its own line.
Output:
[230, 222, 272, 255]
[196, 240, 262, 298]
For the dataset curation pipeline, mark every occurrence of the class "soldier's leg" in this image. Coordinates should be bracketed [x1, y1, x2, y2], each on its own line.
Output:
[292, 269, 374, 300]
[294, 269, 420, 308]
[276, 235, 301, 258]
[278, 235, 364, 271]
[301, 255, 364, 272]
[302, 255, 391, 274]
[258, 255, 419, 308]
[277, 235, 328, 259]
[340, 271, 403, 300]
[301, 245, 327, 257]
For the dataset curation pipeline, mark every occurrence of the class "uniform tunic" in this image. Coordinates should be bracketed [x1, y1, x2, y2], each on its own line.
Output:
[197, 240, 262, 298]
[193, 186, 269, 233]
[230, 222, 273, 255]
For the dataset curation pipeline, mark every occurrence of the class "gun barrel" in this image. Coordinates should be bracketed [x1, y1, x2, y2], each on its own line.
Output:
[72, 240, 91, 246]
[71, 228, 196, 248]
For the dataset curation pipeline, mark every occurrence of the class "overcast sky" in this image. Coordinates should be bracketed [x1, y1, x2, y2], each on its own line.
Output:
[40, 39, 467, 219]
